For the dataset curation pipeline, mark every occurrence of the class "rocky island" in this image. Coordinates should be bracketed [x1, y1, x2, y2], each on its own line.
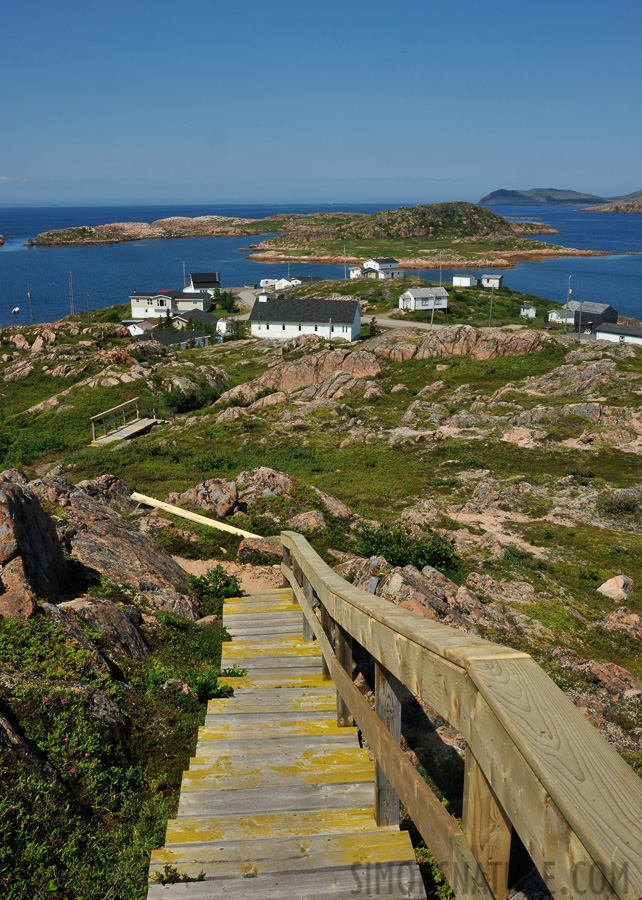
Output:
[479, 187, 642, 206]
[33, 202, 610, 269]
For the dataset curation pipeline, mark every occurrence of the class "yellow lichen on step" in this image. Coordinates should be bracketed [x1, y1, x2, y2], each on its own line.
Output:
[217, 675, 330, 690]
[180, 758, 375, 791]
[165, 807, 397, 844]
[198, 719, 358, 740]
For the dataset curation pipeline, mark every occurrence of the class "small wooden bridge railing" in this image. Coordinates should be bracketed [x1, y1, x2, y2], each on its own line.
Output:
[280, 530, 642, 900]
[90, 397, 142, 441]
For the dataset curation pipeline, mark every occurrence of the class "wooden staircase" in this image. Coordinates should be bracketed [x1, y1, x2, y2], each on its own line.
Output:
[147, 587, 426, 898]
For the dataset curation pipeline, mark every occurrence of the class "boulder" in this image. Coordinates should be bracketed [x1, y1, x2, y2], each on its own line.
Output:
[167, 479, 238, 518]
[312, 487, 354, 520]
[58, 598, 149, 659]
[63, 493, 198, 619]
[238, 536, 284, 560]
[415, 325, 547, 361]
[602, 607, 642, 640]
[74, 474, 135, 511]
[236, 468, 296, 506]
[466, 572, 542, 604]
[597, 575, 634, 603]
[546, 647, 642, 699]
[0, 481, 67, 617]
[287, 510, 326, 533]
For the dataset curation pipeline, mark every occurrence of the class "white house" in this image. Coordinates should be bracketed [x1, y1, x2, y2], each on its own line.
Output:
[594, 323, 642, 346]
[399, 287, 449, 312]
[548, 300, 581, 325]
[250, 297, 361, 341]
[520, 303, 536, 319]
[184, 272, 221, 298]
[348, 266, 363, 280]
[130, 290, 212, 319]
[259, 278, 278, 288]
[361, 258, 403, 280]
[273, 275, 323, 292]
[452, 274, 479, 288]
[124, 319, 157, 337]
[481, 274, 503, 289]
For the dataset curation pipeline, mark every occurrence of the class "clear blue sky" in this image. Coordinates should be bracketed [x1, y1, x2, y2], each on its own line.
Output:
[1, 0, 640, 205]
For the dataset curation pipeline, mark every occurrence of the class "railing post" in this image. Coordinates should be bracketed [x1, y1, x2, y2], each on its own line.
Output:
[319, 603, 333, 681]
[375, 661, 402, 826]
[302, 577, 315, 642]
[335, 624, 354, 727]
[462, 749, 512, 899]
[282, 544, 291, 589]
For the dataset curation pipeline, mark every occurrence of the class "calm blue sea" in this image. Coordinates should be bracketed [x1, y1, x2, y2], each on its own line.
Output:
[0, 203, 640, 327]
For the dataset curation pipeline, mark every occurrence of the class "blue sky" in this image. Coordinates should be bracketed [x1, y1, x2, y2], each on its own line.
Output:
[1, 0, 640, 205]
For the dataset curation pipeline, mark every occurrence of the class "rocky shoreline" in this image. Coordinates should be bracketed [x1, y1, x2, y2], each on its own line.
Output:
[246, 246, 611, 269]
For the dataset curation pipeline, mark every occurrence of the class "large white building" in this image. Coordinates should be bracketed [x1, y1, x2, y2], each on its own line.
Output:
[250, 297, 361, 341]
[594, 323, 642, 346]
[398, 287, 449, 311]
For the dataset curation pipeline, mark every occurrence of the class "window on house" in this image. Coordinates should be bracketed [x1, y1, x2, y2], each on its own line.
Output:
[314, 325, 318, 331]
[157, 298, 166, 307]
[298, 325, 301, 331]
[266, 323, 270, 330]
[619, 335, 625, 342]
[282, 324, 286, 330]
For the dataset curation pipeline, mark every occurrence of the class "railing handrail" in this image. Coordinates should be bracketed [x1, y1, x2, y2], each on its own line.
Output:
[280, 530, 642, 900]
[90, 397, 140, 421]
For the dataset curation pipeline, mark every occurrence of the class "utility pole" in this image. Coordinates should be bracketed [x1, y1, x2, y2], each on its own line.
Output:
[183, 261, 187, 288]
[344, 244, 347, 280]
[86, 292, 91, 326]
[27, 284, 35, 324]
[488, 287, 494, 328]
[430, 301, 435, 331]
[69, 272, 75, 316]
[439, 251, 442, 286]
[564, 275, 572, 333]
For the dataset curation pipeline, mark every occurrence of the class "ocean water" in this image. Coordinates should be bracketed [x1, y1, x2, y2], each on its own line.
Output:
[0, 203, 640, 327]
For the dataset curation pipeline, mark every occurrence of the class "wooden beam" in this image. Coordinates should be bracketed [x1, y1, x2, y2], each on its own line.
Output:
[335, 624, 355, 727]
[130, 492, 259, 538]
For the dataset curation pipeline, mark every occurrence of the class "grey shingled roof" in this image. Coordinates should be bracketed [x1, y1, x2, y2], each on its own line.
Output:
[576, 302, 617, 315]
[137, 329, 209, 346]
[190, 272, 221, 286]
[371, 257, 399, 265]
[595, 323, 642, 337]
[402, 287, 448, 298]
[250, 297, 359, 325]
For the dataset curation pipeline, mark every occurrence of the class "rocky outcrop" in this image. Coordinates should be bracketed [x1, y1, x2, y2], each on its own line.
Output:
[58, 598, 149, 659]
[238, 536, 283, 560]
[217, 348, 381, 406]
[546, 647, 642, 700]
[414, 325, 548, 361]
[333, 556, 515, 634]
[524, 359, 616, 395]
[286, 510, 326, 533]
[0, 480, 67, 617]
[602, 607, 642, 640]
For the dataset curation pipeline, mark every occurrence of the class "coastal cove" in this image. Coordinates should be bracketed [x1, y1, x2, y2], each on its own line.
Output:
[1, 203, 641, 327]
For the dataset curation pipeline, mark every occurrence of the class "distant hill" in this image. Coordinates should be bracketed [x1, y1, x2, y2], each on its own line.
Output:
[479, 187, 642, 207]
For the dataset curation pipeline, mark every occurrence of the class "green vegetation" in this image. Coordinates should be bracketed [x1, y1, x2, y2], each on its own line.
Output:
[0, 606, 231, 898]
[355, 523, 462, 579]
[188, 565, 243, 616]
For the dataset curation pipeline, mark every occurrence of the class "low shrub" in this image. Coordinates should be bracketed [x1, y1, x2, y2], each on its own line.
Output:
[188, 565, 243, 617]
[354, 523, 462, 577]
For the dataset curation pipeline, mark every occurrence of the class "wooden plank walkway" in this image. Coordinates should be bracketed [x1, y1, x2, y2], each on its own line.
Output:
[92, 417, 160, 445]
[148, 588, 426, 899]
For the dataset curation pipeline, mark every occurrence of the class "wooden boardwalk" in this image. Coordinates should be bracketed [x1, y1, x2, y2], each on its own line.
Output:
[148, 588, 425, 898]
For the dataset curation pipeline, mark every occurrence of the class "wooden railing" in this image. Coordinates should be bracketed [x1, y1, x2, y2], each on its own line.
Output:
[280, 530, 642, 900]
[90, 397, 141, 441]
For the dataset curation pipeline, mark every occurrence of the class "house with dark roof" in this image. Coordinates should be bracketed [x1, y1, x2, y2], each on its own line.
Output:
[594, 322, 642, 346]
[573, 302, 618, 333]
[136, 329, 210, 349]
[250, 297, 361, 341]
[130, 289, 212, 319]
[185, 272, 221, 297]
[171, 309, 234, 335]
[362, 258, 402, 280]
[124, 318, 158, 336]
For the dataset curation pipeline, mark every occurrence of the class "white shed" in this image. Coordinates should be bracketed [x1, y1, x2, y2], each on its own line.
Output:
[520, 303, 536, 319]
[452, 274, 479, 288]
[594, 323, 642, 346]
[481, 274, 503, 289]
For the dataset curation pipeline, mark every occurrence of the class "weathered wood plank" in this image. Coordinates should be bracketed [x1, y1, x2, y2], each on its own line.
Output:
[198, 719, 358, 741]
[131, 492, 258, 538]
[180, 757, 374, 792]
[193, 734, 361, 758]
[164, 806, 397, 844]
[147, 862, 426, 899]
[335, 623, 355, 727]
[177, 780, 375, 817]
[204, 709, 337, 725]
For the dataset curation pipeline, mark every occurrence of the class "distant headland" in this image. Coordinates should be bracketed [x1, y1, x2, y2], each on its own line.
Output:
[31, 202, 610, 269]
[479, 187, 642, 207]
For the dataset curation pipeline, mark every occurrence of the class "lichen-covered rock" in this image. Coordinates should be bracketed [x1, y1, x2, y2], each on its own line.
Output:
[602, 607, 642, 640]
[415, 325, 547, 361]
[287, 510, 326, 533]
[167, 479, 238, 518]
[238, 535, 283, 560]
[236, 467, 296, 506]
[0, 480, 67, 617]
[466, 571, 542, 604]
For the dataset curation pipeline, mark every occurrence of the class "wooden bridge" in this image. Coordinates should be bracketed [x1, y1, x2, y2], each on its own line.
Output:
[147, 529, 642, 899]
[90, 398, 164, 445]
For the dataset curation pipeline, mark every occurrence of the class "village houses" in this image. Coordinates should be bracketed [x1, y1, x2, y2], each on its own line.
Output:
[250, 296, 361, 341]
